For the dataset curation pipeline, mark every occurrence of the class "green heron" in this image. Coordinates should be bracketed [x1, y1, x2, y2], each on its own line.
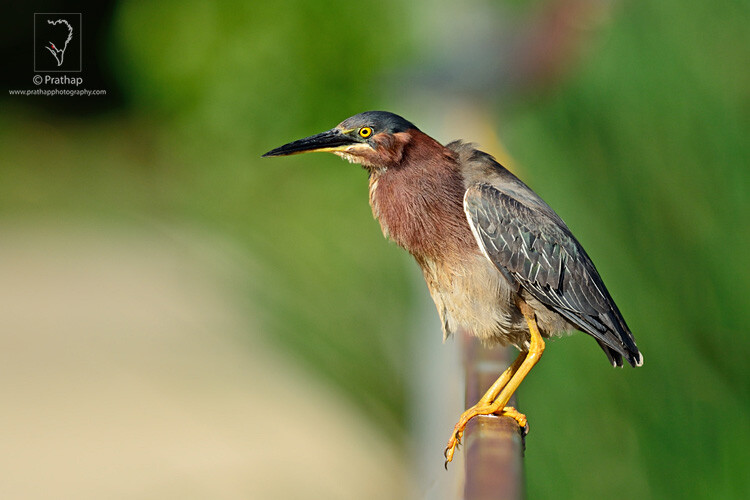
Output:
[263, 111, 643, 465]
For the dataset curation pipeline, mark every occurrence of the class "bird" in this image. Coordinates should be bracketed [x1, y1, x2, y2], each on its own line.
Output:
[262, 110, 643, 466]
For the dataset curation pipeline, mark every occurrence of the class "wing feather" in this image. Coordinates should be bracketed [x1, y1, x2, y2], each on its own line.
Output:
[464, 183, 642, 367]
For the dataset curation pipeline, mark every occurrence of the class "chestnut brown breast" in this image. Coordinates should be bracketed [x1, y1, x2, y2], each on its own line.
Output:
[368, 132, 477, 262]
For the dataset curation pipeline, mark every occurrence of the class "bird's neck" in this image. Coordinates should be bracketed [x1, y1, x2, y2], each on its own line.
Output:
[368, 132, 476, 261]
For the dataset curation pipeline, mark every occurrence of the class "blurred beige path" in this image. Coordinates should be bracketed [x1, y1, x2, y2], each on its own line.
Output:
[0, 218, 408, 499]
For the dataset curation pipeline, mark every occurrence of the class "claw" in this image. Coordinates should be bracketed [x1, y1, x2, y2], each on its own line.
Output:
[498, 406, 528, 433]
[443, 406, 530, 469]
[444, 434, 460, 467]
[444, 444, 456, 466]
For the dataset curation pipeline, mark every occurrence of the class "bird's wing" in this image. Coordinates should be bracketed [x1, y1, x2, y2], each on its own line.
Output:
[463, 182, 642, 367]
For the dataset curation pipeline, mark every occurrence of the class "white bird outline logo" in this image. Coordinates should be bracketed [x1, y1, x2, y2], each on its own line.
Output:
[45, 19, 73, 67]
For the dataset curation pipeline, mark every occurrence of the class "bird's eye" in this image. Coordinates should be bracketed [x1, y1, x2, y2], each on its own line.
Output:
[358, 127, 373, 138]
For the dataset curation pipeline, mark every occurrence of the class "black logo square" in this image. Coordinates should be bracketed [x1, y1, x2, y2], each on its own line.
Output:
[34, 13, 82, 72]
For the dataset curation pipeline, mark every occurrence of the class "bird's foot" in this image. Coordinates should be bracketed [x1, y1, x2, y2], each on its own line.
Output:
[443, 405, 529, 468]
[499, 406, 529, 434]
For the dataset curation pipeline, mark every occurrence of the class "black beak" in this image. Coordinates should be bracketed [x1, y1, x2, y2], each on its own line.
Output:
[262, 128, 359, 157]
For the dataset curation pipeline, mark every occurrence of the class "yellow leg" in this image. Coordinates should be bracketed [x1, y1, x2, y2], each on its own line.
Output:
[476, 351, 525, 405]
[444, 301, 545, 466]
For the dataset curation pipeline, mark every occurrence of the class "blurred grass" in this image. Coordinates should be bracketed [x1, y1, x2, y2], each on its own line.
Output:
[505, 1, 749, 498]
[1, 0, 748, 498]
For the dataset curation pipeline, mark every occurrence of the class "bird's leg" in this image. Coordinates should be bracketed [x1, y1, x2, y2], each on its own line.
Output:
[441, 351, 524, 466]
[485, 300, 545, 418]
[444, 300, 545, 466]
[475, 351, 525, 406]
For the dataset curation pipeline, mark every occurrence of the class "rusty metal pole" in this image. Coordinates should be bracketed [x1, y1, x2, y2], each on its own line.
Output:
[461, 331, 524, 500]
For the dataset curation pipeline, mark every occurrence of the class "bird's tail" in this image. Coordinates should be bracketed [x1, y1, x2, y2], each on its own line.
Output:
[597, 311, 643, 367]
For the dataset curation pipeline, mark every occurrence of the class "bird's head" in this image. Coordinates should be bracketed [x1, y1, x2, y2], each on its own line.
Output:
[262, 111, 420, 169]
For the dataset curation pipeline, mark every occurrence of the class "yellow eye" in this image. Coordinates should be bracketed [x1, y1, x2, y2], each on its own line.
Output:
[358, 127, 373, 138]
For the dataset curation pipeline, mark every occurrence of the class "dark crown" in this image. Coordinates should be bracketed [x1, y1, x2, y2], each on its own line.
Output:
[339, 111, 419, 134]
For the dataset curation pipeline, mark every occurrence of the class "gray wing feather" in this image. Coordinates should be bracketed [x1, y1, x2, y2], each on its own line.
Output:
[464, 183, 642, 367]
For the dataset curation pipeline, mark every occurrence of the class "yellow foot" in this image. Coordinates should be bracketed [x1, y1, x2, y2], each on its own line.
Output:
[443, 405, 530, 468]
[499, 406, 529, 434]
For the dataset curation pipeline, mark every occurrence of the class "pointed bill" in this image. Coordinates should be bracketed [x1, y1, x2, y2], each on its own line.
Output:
[262, 129, 359, 157]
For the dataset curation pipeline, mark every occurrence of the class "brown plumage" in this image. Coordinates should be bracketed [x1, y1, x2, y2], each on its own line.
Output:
[263, 110, 643, 466]
[367, 131, 476, 261]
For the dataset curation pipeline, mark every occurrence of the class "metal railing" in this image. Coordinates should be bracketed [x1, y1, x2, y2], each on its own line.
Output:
[461, 331, 524, 500]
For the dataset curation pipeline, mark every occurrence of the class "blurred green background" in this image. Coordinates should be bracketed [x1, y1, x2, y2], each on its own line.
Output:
[2, 0, 748, 498]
